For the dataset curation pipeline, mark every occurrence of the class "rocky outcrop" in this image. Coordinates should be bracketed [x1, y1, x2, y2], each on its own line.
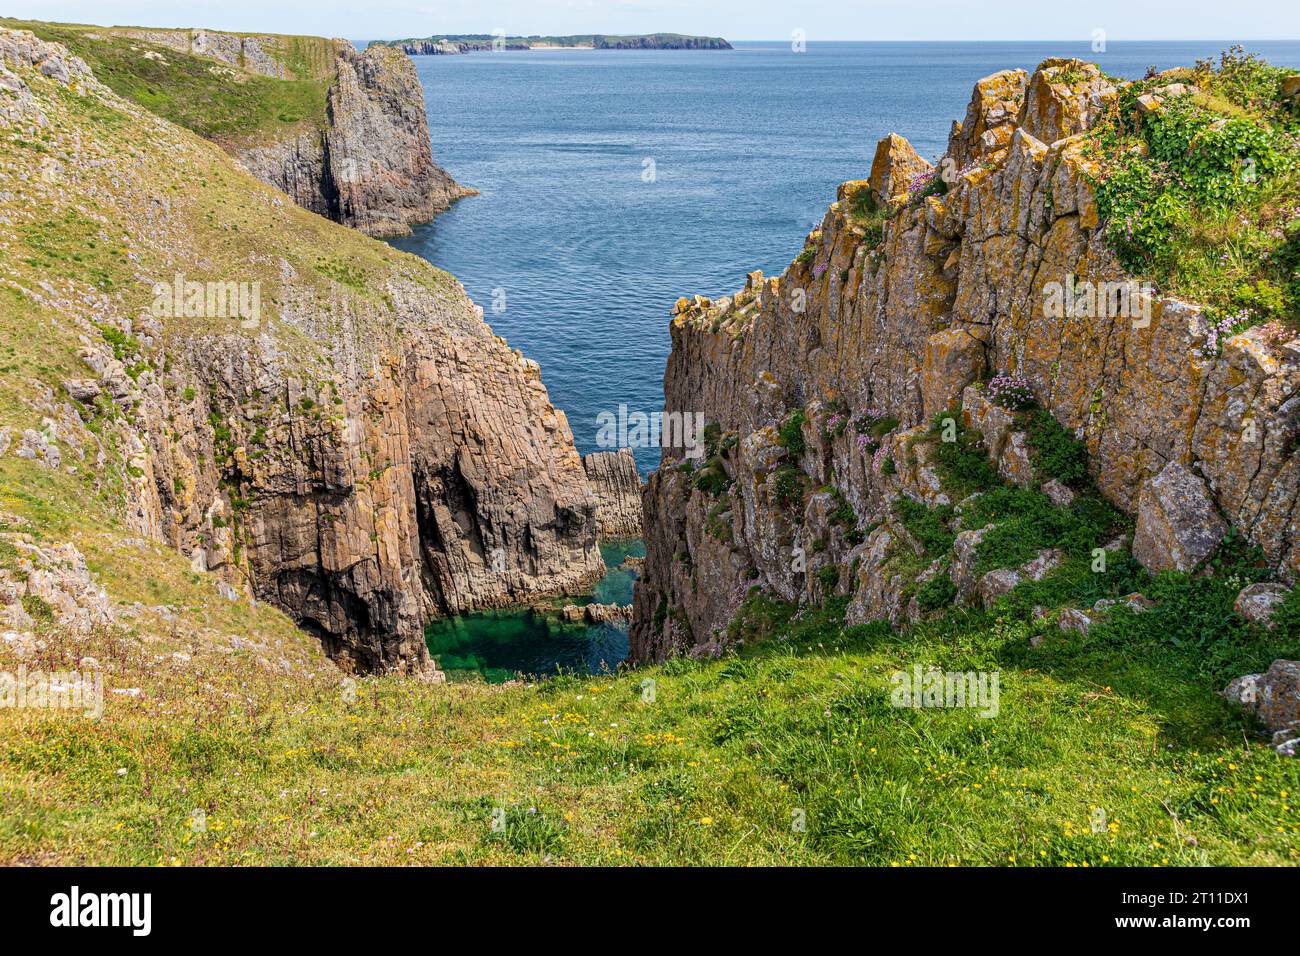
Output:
[631, 56, 1300, 662]
[561, 602, 632, 624]
[0, 28, 600, 675]
[234, 42, 474, 237]
[1224, 660, 1300, 756]
[582, 449, 643, 536]
[114, 27, 290, 78]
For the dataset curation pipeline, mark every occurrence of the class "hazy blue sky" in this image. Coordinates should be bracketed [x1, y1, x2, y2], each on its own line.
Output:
[7, 0, 1299, 42]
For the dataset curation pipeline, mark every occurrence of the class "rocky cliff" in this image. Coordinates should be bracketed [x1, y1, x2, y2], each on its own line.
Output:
[582, 449, 644, 536]
[631, 56, 1300, 663]
[0, 27, 600, 674]
[235, 42, 474, 237]
[12, 20, 473, 237]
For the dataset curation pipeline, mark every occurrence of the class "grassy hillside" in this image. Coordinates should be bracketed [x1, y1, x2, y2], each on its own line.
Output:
[4, 578, 1298, 865]
[0, 19, 337, 144]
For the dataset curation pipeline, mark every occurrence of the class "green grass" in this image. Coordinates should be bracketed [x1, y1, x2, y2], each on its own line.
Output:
[3, 582, 1295, 866]
[10, 21, 334, 144]
[1086, 48, 1300, 328]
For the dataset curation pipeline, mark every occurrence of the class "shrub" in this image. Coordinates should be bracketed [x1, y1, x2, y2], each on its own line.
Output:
[894, 497, 955, 557]
[816, 565, 841, 591]
[1026, 411, 1089, 485]
[965, 486, 1124, 575]
[778, 409, 808, 456]
[693, 458, 730, 497]
[930, 411, 1001, 496]
[915, 574, 957, 611]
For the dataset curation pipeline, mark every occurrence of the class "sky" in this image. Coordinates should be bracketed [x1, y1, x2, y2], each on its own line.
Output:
[6, 0, 1299, 42]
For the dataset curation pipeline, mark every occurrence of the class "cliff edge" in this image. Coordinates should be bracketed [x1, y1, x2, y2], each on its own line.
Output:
[7, 19, 473, 237]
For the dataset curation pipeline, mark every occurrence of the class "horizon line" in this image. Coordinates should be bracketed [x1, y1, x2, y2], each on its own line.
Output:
[364, 36, 1300, 44]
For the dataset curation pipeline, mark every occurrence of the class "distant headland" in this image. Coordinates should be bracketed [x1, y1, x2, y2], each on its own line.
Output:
[370, 33, 733, 55]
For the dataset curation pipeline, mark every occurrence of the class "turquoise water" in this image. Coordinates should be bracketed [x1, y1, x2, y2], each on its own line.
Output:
[399, 40, 1300, 678]
[425, 538, 644, 682]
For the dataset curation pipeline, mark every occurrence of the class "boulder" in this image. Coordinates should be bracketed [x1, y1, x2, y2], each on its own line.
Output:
[1058, 607, 1093, 634]
[1233, 582, 1290, 629]
[1040, 479, 1075, 508]
[63, 379, 101, 403]
[1131, 461, 1227, 572]
[1223, 660, 1300, 756]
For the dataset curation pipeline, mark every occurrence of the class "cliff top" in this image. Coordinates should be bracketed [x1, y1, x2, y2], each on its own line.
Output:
[675, 51, 1300, 341]
[1, 18, 344, 144]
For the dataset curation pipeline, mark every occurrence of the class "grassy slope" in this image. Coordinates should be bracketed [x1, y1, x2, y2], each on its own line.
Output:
[0, 40, 1296, 866]
[3, 585, 1297, 865]
[1, 18, 337, 145]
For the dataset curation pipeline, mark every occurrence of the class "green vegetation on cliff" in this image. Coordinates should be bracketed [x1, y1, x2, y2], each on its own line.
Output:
[1087, 47, 1300, 330]
[2, 19, 336, 143]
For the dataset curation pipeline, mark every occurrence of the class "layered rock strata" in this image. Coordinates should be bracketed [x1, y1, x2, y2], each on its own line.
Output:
[0, 28, 600, 675]
[582, 449, 644, 537]
[235, 42, 475, 237]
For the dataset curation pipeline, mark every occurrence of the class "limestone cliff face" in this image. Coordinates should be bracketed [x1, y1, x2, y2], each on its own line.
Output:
[631, 58, 1300, 663]
[235, 42, 474, 237]
[582, 450, 644, 537]
[0, 28, 600, 675]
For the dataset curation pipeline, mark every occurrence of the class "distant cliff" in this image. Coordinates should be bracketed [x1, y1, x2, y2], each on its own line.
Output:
[9, 20, 474, 237]
[377, 33, 733, 55]
[235, 42, 475, 237]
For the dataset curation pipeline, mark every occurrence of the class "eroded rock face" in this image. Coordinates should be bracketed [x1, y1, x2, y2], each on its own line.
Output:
[0, 28, 601, 675]
[236, 42, 474, 237]
[631, 57, 1300, 661]
[148, 293, 605, 672]
[582, 449, 644, 537]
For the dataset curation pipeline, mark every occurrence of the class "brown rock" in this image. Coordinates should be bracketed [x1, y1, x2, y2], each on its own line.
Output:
[582, 449, 644, 537]
[1234, 582, 1290, 629]
[868, 133, 933, 207]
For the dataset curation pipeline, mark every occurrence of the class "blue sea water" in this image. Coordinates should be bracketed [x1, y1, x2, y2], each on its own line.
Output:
[390, 40, 1300, 477]
[393, 40, 1300, 680]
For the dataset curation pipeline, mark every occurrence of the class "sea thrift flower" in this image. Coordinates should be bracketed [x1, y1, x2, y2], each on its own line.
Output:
[985, 374, 1035, 411]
